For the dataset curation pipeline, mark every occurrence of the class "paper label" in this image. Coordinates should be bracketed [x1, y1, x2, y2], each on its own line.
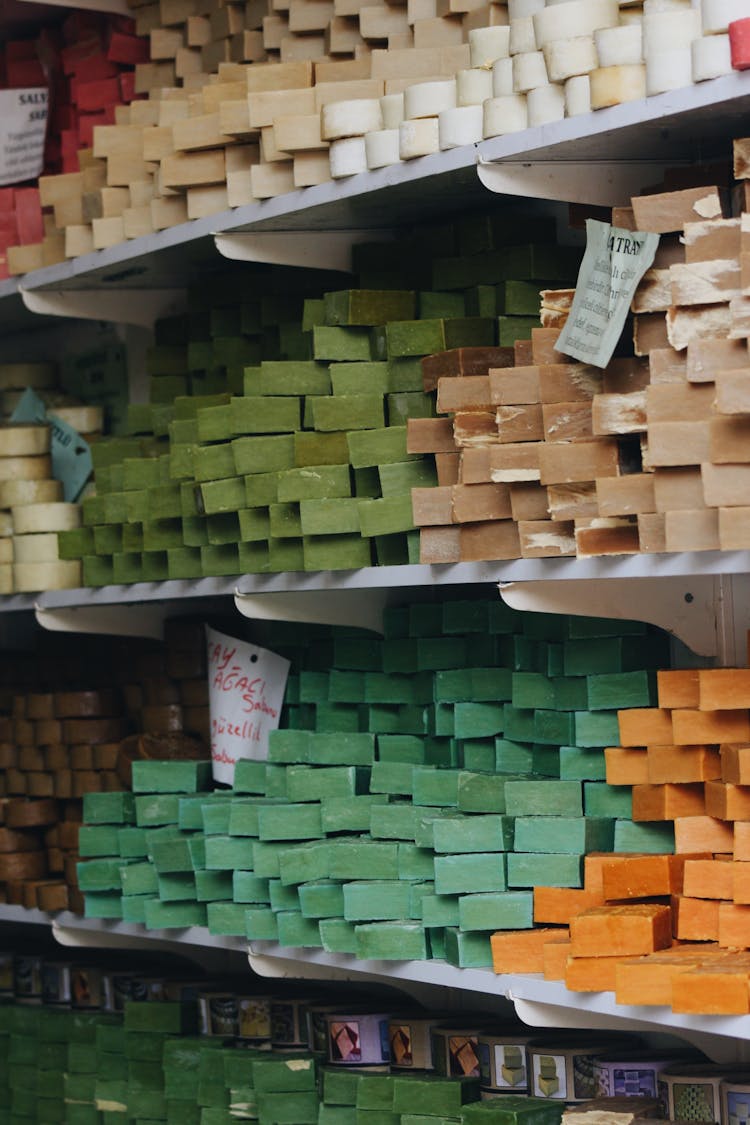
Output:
[0, 89, 48, 186]
[555, 219, 660, 369]
[207, 625, 290, 786]
[11, 388, 92, 502]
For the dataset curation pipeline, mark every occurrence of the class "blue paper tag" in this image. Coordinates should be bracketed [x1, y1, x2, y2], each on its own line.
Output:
[11, 388, 93, 502]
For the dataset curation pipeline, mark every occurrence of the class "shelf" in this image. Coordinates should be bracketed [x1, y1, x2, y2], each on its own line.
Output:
[4, 72, 747, 299]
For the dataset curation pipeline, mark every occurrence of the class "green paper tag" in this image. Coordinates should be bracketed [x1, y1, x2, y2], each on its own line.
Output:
[11, 388, 92, 501]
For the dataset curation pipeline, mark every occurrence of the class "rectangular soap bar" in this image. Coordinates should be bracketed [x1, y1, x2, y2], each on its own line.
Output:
[432, 815, 515, 854]
[131, 760, 213, 794]
[392, 1075, 481, 1115]
[504, 781, 582, 817]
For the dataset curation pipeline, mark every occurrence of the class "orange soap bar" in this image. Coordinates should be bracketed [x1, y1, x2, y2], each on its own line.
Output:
[672, 964, 750, 1014]
[705, 780, 750, 820]
[605, 747, 649, 785]
[542, 937, 571, 980]
[734, 821, 750, 860]
[682, 858, 734, 901]
[657, 669, 700, 709]
[632, 783, 706, 821]
[565, 954, 621, 993]
[733, 862, 750, 904]
[601, 853, 707, 901]
[569, 903, 673, 957]
[718, 902, 750, 948]
[618, 708, 674, 747]
[672, 895, 720, 941]
[615, 947, 715, 1007]
[699, 669, 750, 711]
[490, 927, 569, 974]
[720, 743, 750, 784]
[674, 815, 734, 854]
[671, 709, 750, 745]
[583, 853, 614, 897]
[534, 886, 604, 925]
[647, 745, 721, 784]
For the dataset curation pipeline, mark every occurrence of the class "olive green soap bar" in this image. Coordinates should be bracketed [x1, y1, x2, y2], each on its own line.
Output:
[325, 289, 416, 326]
[460, 1094, 565, 1125]
[392, 1075, 480, 1115]
[347, 426, 415, 468]
[277, 464, 352, 502]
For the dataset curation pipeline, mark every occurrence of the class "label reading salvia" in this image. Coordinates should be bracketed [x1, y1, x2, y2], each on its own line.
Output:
[0, 89, 48, 186]
[555, 219, 660, 369]
[207, 626, 290, 785]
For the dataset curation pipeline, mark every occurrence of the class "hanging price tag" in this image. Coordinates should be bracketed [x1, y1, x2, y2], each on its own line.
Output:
[0, 89, 48, 186]
[206, 626, 290, 786]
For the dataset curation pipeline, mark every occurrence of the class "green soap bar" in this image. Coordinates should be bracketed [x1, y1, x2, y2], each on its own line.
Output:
[201, 802, 233, 834]
[370, 802, 417, 840]
[193, 442, 235, 483]
[286, 765, 368, 802]
[158, 870, 196, 901]
[354, 920, 427, 960]
[514, 815, 614, 854]
[420, 290, 466, 318]
[413, 808, 456, 848]
[311, 394, 384, 433]
[554, 677, 589, 711]
[434, 852, 506, 896]
[135, 794, 180, 826]
[294, 429, 351, 466]
[270, 877, 300, 910]
[279, 840, 330, 885]
[298, 880, 345, 918]
[111, 550, 143, 583]
[82, 553, 114, 586]
[378, 459, 436, 497]
[150, 836, 194, 873]
[233, 434, 296, 476]
[402, 1118, 461, 1125]
[559, 746, 607, 781]
[79, 824, 121, 857]
[574, 711, 621, 747]
[277, 463, 352, 502]
[313, 325, 373, 361]
[325, 289, 416, 326]
[143, 898, 207, 929]
[200, 543, 240, 575]
[504, 780, 582, 817]
[252, 1053, 316, 1092]
[233, 759, 268, 792]
[308, 731, 375, 765]
[495, 739, 534, 773]
[614, 820, 675, 853]
[387, 391, 435, 426]
[207, 511, 243, 544]
[457, 772, 506, 814]
[330, 361, 390, 395]
[204, 835, 254, 869]
[357, 494, 414, 538]
[323, 1068, 363, 1105]
[245, 905, 279, 940]
[370, 761, 414, 796]
[131, 760, 212, 794]
[233, 870, 270, 902]
[83, 791, 135, 825]
[276, 910, 323, 947]
[319, 917, 358, 953]
[199, 476, 246, 514]
[386, 319, 446, 357]
[534, 710, 575, 746]
[181, 515, 207, 548]
[304, 532, 371, 572]
[195, 869, 233, 901]
[265, 763, 290, 797]
[453, 703, 505, 739]
[120, 861, 159, 896]
[268, 729, 311, 763]
[206, 901, 251, 935]
[93, 523, 123, 554]
[77, 858, 129, 892]
[57, 526, 95, 558]
[568, 615, 646, 637]
[421, 893, 459, 927]
[563, 636, 663, 675]
[512, 673, 555, 709]
[507, 852, 582, 889]
[124, 1000, 197, 1034]
[179, 794, 225, 831]
[434, 670, 474, 701]
[244, 472, 280, 508]
[230, 395, 301, 434]
[328, 840, 398, 880]
[322, 1106, 358, 1125]
[461, 1095, 565, 1124]
[146, 481, 183, 518]
[122, 893, 151, 922]
[141, 548, 169, 580]
[322, 794, 389, 833]
[258, 803, 322, 841]
[432, 814, 514, 854]
[388, 357, 426, 393]
[269, 501, 302, 537]
[142, 517, 183, 551]
[229, 797, 285, 836]
[412, 768, 460, 807]
[587, 670, 655, 711]
[498, 316, 539, 344]
[343, 879, 411, 921]
[443, 926, 493, 968]
[257, 360, 331, 396]
[392, 1075, 480, 1115]
[584, 782, 633, 818]
[347, 425, 414, 469]
[377, 734, 424, 762]
[299, 497, 361, 535]
[398, 843, 434, 881]
[502, 707, 535, 742]
[458, 890, 533, 931]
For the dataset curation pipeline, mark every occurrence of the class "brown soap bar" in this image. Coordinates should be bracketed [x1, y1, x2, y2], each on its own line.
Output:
[6, 798, 58, 828]
[422, 346, 515, 392]
[62, 718, 127, 744]
[55, 690, 117, 718]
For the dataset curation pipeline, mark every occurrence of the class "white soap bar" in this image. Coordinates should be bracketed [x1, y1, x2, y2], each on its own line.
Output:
[533, 0, 620, 48]
[329, 136, 368, 177]
[0, 425, 50, 457]
[643, 0, 691, 10]
[380, 93, 404, 129]
[508, 0, 544, 16]
[0, 479, 62, 507]
[0, 364, 56, 391]
[493, 57, 515, 95]
[645, 46, 692, 94]
[692, 32, 732, 80]
[457, 67, 494, 105]
[14, 560, 81, 592]
[619, 10, 644, 25]
[565, 73, 592, 115]
[13, 533, 60, 564]
[595, 24, 643, 66]
[0, 455, 52, 482]
[12, 502, 81, 534]
[509, 15, 537, 54]
[365, 129, 402, 169]
[642, 8, 701, 54]
[51, 405, 104, 434]
[438, 104, 484, 148]
[513, 50, 548, 91]
[469, 25, 511, 67]
[321, 99, 383, 140]
[399, 117, 441, 158]
[701, 0, 748, 33]
[543, 35, 598, 81]
[0, 512, 12, 537]
[404, 80, 457, 119]
[0, 539, 12, 564]
[0, 564, 12, 594]
[527, 83, 566, 126]
[590, 63, 647, 107]
[483, 93, 529, 137]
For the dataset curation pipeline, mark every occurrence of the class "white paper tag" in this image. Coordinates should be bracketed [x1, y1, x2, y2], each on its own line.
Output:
[0, 89, 48, 187]
[555, 219, 660, 369]
[206, 626, 290, 786]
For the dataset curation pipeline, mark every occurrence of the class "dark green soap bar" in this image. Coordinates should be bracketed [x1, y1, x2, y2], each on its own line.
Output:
[83, 791, 135, 825]
[460, 1095, 565, 1124]
[392, 1074, 480, 1115]
[514, 815, 614, 854]
[443, 926, 493, 968]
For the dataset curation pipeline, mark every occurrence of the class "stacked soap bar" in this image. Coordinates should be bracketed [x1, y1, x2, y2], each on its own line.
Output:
[61, 218, 580, 585]
[78, 599, 671, 968]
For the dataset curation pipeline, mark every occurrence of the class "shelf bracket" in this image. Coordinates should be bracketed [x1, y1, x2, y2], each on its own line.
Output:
[214, 231, 395, 273]
[234, 587, 388, 633]
[499, 574, 720, 657]
[476, 158, 669, 207]
[19, 287, 184, 328]
[35, 603, 169, 640]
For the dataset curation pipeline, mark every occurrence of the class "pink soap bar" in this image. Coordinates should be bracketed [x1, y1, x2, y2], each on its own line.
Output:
[730, 18, 750, 69]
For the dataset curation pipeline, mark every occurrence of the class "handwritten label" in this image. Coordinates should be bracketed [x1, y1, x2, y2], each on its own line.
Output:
[555, 219, 660, 369]
[207, 625, 290, 785]
[0, 89, 48, 186]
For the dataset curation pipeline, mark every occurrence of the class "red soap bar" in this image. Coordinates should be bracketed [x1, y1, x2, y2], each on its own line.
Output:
[107, 31, 149, 65]
[730, 18, 750, 69]
[119, 72, 136, 103]
[71, 54, 119, 83]
[76, 76, 121, 111]
[6, 39, 39, 60]
[15, 188, 43, 245]
[7, 58, 46, 86]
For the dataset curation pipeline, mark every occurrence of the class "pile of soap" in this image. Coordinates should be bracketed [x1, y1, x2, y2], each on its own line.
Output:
[57, 216, 579, 586]
[77, 600, 672, 966]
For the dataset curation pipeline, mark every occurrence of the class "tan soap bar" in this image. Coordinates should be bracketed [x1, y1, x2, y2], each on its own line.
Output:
[631, 185, 724, 233]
